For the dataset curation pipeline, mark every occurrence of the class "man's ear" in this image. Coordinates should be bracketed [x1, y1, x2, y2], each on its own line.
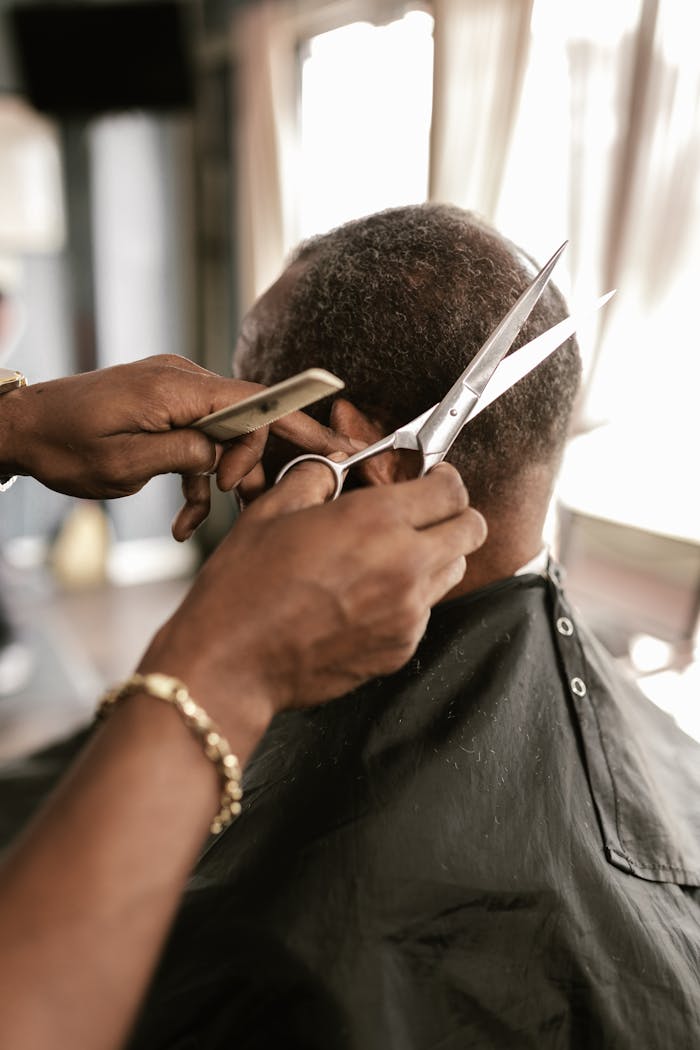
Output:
[330, 398, 419, 486]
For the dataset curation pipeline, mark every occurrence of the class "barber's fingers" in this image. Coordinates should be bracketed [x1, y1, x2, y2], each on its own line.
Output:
[155, 361, 356, 461]
[214, 418, 359, 494]
[155, 358, 268, 424]
[420, 504, 488, 569]
[271, 410, 361, 457]
[390, 464, 472, 529]
[172, 475, 211, 542]
[248, 458, 340, 520]
[248, 459, 482, 531]
[125, 428, 222, 483]
[237, 462, 267, 503]
[416, 507, 487, 604]
[215, 429, 268, 492]
[424, 557, 468, 606]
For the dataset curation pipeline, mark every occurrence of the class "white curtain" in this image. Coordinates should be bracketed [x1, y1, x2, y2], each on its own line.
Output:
[429, 0, 700, 439]
[429, 0, 534, 219]
[231, 0, 299, 312]
[576, 0, 700, 424]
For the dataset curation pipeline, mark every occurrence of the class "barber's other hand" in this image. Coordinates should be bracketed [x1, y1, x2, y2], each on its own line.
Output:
[6, 356, 355, 540]
[139, 463, 487, 755]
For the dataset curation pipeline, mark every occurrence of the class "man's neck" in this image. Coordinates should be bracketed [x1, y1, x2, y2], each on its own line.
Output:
[442, 465, 554, 600]
[445, 536, 544, 599]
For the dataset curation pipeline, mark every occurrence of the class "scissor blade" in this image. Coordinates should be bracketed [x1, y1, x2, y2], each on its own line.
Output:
[463, 240, 568, 397]
[417, 242, 567, 461]
[467, 291, 616, 422]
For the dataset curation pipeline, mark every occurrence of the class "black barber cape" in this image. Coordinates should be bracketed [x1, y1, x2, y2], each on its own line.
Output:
[1, 568, 697, 1048]
[126, 566, 700, 1049]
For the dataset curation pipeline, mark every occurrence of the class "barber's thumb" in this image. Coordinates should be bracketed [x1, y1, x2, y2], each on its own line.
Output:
[133, 429, 222, 481]
[248, 456, 341, 521]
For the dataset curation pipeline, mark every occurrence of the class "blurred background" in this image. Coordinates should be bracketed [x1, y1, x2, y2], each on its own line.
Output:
[0, 0, 697, 757]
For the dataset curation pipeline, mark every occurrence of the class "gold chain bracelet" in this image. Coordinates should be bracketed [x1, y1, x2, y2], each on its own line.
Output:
[97, 672, 242, 835]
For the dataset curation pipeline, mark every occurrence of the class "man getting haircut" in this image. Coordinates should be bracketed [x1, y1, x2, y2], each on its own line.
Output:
[128, 206, 700, 1050]
[235, 204, 579, 514]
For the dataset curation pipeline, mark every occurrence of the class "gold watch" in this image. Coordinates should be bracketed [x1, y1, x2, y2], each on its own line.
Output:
[0, 367, 27, 492]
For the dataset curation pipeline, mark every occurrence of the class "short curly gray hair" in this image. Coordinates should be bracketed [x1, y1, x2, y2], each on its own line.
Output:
[235, 204, 581, 509]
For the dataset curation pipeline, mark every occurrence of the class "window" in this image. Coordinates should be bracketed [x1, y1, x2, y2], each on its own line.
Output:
[297, 9, 434, 240]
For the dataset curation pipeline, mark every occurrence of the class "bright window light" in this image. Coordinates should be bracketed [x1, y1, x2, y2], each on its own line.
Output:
[636, 659, 700, 743]
[629, 633, 674, 674]
[298, 10, 434, 240]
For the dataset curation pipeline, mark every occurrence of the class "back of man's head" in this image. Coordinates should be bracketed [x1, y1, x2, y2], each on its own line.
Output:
[235, 203, 581, 511]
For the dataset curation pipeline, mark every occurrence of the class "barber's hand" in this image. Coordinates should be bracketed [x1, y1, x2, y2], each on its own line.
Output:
[7, 355, 355, 540]
[139, 462, 487, 750]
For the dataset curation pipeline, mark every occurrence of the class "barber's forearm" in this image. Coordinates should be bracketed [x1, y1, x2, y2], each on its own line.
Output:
[0, 459, 485, 1050]
[0, 688, 273, 1050]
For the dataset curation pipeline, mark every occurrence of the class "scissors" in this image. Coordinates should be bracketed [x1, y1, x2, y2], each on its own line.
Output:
[276, 243, 613, 499]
